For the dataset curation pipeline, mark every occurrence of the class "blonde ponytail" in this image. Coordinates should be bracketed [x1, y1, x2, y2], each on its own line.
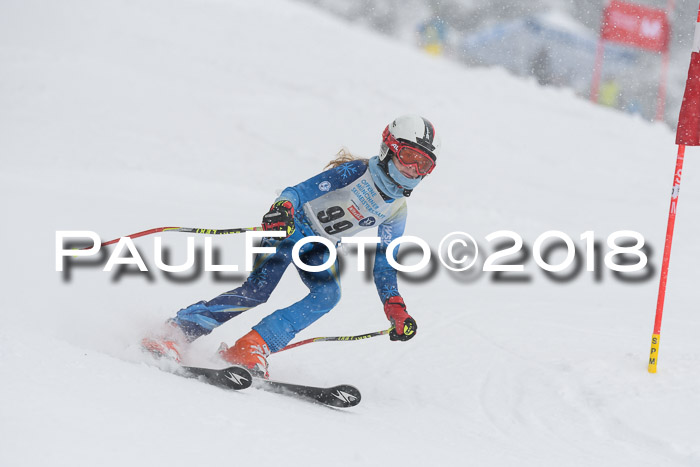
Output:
[324, 148, 369, 170]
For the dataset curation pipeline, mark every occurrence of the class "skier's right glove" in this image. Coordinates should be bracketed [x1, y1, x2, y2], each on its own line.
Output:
[262, 200, 295, 237]
[384, 296, 417, 341]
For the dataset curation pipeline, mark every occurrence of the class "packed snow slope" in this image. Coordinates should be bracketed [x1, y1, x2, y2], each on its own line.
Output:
[2, 0, 700, 466]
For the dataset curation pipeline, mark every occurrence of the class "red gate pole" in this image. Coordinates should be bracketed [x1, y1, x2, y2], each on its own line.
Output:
[590, 38, 606, 103]
[656, 49, 670, 121]
[590, 0, 611, 103]
[655, 0, 675, 122]
[648, 0, 700, 372]
[648, 144, 685, 373]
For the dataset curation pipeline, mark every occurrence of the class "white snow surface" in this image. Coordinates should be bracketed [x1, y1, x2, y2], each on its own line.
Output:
[2, 0, 700, 466]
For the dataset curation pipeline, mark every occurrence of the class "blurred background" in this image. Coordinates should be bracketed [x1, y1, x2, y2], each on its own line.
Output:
[293, 0, 694, 126]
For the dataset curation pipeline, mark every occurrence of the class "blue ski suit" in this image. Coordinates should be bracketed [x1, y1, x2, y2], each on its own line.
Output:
[172, 158, 408, 352]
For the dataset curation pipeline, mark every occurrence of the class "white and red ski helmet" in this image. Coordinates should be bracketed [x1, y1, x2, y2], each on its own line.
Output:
[379, 114, 441, 173]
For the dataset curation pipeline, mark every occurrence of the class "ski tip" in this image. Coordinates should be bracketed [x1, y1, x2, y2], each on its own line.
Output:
[251, 379, 362, 408]
[327, 384, 361, 408]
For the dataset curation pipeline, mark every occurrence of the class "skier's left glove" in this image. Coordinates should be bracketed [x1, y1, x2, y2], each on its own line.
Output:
[384, 296, 417, 341]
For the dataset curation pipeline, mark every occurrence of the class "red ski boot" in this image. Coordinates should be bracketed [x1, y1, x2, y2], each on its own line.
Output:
[141, 321, 188, 363]
[218, 330, 270, 378]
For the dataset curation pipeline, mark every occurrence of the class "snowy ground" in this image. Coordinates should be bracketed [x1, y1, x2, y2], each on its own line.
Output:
[2, 0, 700, 466]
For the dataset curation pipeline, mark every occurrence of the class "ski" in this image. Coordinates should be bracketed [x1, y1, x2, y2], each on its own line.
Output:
[252, 378, 361, 408]
[145, 349, 359, 407]
[180, 365, 253, 390]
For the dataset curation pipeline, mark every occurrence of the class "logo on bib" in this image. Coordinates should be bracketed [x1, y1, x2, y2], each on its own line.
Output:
[348, 205, 364, 220]
[359, 217, 376, 227]
[319, 181, 331, 192]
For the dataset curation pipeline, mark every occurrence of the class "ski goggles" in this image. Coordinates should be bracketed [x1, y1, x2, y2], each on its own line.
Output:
[382, 126, 436, 176]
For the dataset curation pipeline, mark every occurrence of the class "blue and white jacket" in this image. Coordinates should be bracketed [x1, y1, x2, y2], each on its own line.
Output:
[277, 158, 407, 303]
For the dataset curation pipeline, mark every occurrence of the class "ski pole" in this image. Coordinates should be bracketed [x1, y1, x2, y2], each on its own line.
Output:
[95, 226, 263, 248]
[275, 328, 393, 353]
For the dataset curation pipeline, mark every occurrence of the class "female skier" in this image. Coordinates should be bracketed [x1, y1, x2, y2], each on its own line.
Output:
[143, 114, 441, 377]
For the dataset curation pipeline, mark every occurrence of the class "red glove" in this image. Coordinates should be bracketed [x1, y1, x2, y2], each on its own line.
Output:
[384, 296, 417, 341]
[262, 200, 295, 237]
